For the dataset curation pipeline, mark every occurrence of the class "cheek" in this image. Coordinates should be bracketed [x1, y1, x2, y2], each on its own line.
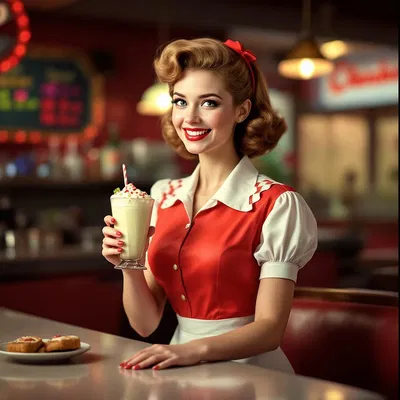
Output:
[171, 111, 183, 131]
[211, 110, 235, 132]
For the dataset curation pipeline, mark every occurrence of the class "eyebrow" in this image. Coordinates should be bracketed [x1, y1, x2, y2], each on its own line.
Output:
[173, 92, 223, 100]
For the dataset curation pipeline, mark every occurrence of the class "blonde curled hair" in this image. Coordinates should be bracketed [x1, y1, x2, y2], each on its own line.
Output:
[154, 38, 287, 160]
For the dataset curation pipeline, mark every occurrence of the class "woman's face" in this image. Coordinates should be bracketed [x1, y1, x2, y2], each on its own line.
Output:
[171, 69, 246, 157]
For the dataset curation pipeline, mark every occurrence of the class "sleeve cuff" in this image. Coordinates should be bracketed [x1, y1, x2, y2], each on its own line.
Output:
[259, 262, 299, 282]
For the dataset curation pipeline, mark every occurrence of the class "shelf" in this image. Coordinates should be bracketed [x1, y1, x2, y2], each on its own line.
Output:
[0, 177, 153, 192]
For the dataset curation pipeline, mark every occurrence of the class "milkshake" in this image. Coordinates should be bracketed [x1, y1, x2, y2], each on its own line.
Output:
[110, 183, 154, 270]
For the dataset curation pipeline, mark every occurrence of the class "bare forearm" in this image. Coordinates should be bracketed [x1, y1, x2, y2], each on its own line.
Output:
[122, 270, 163, 337]
[194, 320, 281, 362]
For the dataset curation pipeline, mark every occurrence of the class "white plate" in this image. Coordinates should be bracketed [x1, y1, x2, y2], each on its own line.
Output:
[0, 340, 91, 363]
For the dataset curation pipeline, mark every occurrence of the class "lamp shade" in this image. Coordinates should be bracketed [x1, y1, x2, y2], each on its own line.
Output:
[137, 82, 171, 116]
[320, 40, 350, 60]
[278, 36, 334, 79]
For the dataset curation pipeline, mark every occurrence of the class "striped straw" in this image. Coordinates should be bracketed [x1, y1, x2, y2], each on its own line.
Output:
[122, 164, 128, 187]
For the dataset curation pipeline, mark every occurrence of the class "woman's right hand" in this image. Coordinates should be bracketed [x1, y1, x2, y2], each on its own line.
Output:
[101, 215, 155, 267]
[102, 215, 124, 266]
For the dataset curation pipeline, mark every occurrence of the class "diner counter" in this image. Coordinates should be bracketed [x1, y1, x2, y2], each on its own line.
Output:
[0, 307, 384, 400]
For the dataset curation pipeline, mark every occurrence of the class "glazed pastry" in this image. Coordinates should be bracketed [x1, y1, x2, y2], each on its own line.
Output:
[6, 336, 43, 353]
[44, 335, 80, 352]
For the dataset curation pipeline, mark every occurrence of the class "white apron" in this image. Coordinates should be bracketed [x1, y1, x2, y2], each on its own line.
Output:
[170, 315, 294, 374]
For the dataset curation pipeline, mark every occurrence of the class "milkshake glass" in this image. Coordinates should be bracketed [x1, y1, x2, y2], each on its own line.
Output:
[110, 183, 154, 270]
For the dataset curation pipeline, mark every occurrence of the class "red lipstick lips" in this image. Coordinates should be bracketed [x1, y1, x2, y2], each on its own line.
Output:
[184, 128, 211, 142]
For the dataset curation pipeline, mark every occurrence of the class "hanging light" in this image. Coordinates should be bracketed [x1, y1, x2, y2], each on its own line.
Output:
[318, 5, 350, 60]
[136, 82, 171, 116]
[278, 36, 334, 79]
[320, 40, 350, 60]
[137, 23, 172, 116]
[278, 0, 334, 80]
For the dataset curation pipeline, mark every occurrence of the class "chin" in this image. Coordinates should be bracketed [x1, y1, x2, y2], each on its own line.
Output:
[183, 144, 206, 155]
[181, 138, 211, 155]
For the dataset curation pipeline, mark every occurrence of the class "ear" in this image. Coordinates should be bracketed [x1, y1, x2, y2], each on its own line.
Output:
[236, 99, 252, 123]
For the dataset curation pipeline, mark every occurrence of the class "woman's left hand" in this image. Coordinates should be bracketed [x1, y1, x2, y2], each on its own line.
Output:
[119, 342, 205, 370]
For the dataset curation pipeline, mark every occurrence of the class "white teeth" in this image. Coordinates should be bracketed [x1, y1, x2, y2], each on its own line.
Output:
[185, 129, 209, 136]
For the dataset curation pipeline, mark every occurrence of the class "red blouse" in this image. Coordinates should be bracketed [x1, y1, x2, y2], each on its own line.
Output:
[147, 157, 317, 320]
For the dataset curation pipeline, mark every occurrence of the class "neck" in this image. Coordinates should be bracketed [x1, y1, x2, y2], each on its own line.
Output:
[197, 149, 241, 193]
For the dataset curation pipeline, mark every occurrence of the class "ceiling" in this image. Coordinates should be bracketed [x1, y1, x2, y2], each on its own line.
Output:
[24, 0, 398, 49]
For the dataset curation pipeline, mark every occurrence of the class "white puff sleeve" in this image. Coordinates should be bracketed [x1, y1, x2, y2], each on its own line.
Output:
[149, 179, 170, 227]
[253, 190, 318, 283]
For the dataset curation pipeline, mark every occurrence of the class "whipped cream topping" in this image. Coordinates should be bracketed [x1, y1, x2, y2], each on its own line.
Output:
[111, 183, 151, 199]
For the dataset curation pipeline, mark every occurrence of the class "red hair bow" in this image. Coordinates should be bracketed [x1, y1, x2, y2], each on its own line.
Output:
[224, 39, 256, 92]
[224, 39, 257, 64]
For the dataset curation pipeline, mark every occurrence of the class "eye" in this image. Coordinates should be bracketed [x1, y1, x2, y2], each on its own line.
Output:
[172, 98, 186, 107]
[201, 100, 219, 108]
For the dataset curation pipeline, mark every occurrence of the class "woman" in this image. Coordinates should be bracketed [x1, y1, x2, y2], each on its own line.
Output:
[102, 38, 318, 372]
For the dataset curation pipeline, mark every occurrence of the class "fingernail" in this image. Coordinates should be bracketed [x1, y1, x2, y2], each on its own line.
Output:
[117, 240, 124, 246]
[119, 362, 126, 367]
[118, 248, 123, 252]
[116, 231, 122, 237]
[123, 364, 131, 369]
[153, 366, 159, 370]
[133, 365, 141, 370]
[111, 218, 116, 223]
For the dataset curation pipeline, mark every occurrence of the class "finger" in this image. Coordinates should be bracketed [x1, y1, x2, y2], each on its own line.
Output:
[152, 357, 178, 370]
[122, 347, 149, 363]
[102, 226, 122, 238]
[120, 349, 148, 367]
[104, 215, 116, 226]
[122, 344, 163, 365]
[124, 345, 164, 367]
[136, 354, 166, 370]
[101, 244, 124, 256]
[123, 353, 154, 369]
[102, 237, 124, 248]
[102, 249, 122, 258]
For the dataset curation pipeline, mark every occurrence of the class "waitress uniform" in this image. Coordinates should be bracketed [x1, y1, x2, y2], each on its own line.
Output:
[147, 156, 318, 373]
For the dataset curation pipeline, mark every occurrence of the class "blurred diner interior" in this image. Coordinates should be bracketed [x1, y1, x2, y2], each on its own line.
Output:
[0, 0, 398, 399]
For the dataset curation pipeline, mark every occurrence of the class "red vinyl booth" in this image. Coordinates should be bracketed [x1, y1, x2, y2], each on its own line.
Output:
[283, 288, 398, 400]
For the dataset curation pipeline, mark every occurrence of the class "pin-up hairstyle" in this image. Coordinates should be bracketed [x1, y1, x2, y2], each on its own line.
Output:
[153, 38, 287, 159]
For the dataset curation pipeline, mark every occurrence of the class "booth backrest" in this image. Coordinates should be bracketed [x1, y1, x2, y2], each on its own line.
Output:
[283, 289, 398, 400]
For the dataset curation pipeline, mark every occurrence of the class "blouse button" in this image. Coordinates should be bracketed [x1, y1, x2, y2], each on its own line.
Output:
[181, 294, 186, 301]
[185, 223, 191, 230]
[173, 264, 178, 271]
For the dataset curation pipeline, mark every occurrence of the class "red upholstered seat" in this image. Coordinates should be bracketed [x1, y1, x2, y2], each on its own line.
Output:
[282, 290, 398, 400]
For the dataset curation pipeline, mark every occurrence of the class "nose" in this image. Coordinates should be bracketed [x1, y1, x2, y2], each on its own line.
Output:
[184, 105, 201, 124]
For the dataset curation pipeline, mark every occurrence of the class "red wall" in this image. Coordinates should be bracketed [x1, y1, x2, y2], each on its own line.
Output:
[26, 13, 225, 147]
[8, 14, 298, 174]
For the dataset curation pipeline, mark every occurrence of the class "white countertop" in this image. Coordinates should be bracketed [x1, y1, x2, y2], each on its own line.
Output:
[0, 307, 383, 400]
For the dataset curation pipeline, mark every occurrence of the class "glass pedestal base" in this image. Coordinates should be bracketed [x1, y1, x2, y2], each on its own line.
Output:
[114, 260, 147, 270]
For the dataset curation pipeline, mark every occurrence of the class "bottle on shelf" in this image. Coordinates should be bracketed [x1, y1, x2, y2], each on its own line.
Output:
[83, 139, 101, 181]
[100, 122, 121, 180]
[48, 137, 64, 180]
[0, 196, 15, 251]
[63, 137, 84, 181]
[35, 146, 51, 179]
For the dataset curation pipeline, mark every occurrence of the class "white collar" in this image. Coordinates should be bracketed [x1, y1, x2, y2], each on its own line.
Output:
[161, 156, 279, 213]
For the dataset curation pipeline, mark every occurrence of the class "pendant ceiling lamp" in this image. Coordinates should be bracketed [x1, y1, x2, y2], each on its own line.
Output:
[278, 0, 334, 80]
[319, 3, 350, 60]
[137, 23, 172, 116]
[320, 40, 350, 60]
[136, 82, 171, 116]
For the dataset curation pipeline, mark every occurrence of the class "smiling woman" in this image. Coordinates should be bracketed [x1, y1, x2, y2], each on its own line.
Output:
[101, 37, 318, 372]
[169, 69, 247, 157]
[155, 38, 287, 160]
